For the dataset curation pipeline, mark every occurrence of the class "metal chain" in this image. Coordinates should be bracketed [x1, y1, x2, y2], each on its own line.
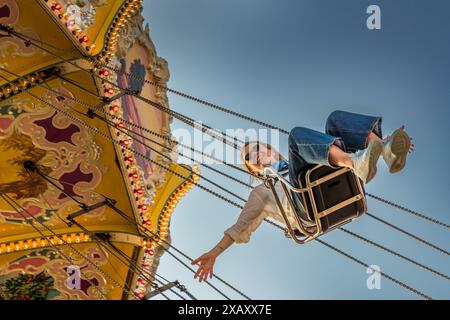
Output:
[98, 114, 253, 189]
[367, 193, 449, 229]
[39, 169, 236, 300]
[2, 68, 252, 300]
[105, 196, 240, 300]
[67, 220, 162, 300]
[25, 169, 141, 300]
[101, 114, 248, 203]
[49, 75, 257, 181]
[2, 27, 444, 300]
[339, 228, 450, 281]
[8, 85, 434, 301]
[85, 57, 290, 135]
[1, 193, 110, 300]
[315, 238, 432, 300]
[23, 89, 253, 299]
[12, 75, 444, 301]
[365, 212, 450, 256]
[1, 27, 244, 149]
[3, 27, 447, 232]
[1, 68, 271, 222]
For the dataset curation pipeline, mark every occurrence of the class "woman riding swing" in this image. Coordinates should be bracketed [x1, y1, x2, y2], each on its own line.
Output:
[191, 110, 414, 283]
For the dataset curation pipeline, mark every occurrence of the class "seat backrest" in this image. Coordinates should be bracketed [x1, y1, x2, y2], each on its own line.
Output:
[296, 165, 367, 233]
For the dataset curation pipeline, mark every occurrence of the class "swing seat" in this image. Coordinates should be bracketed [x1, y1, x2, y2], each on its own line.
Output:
[264, 164, 367, 244]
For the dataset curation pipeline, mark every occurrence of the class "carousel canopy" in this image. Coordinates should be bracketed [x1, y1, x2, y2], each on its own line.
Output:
[0, 0, 198, 300]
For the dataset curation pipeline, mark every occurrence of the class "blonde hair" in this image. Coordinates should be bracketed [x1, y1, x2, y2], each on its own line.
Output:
[240, 141, 285, 181]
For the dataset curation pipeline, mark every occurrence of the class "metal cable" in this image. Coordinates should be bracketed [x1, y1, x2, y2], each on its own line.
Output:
[34, 73, 258, 184]
[62, 217, 164, 300]
[2, 78, 432, 301]
[315, 238, 433, 300]
[30, 162, 245, 300]
[84, 57, 290, 134]
[2, 26, 447, 231]
[339, 227, 450, 281]
[1, 27, 443, 300]
[365, 212, 450, 256]
[17, 86, 250, 300]
[367, 193, 449, 229]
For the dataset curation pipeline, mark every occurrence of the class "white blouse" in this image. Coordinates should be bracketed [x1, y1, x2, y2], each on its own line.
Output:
[224, 181, 307, 243]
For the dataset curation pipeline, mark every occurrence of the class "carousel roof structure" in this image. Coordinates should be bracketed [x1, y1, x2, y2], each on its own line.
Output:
[0, 0, 199, 300]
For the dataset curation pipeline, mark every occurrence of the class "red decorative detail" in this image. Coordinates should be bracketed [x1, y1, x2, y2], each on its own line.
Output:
[33, 112, 81, 146]
[99, 70, 110, 77]
[52, 3, 62, 11]
[143, 219, 151, 226]
[0, 4, 11, 20]
[57, 164, 94, 200]
[139, 204, 147, 211]
[80, 35, 89, 43]
[109, 105, 120, 112]
[1, 204, 43, 221]
[136, 293, 144, 299]
[134, 188, 143, 195]
[146, 249, 154, 256]
[124, 156, 134, 163]
[129, 172, 138, 179]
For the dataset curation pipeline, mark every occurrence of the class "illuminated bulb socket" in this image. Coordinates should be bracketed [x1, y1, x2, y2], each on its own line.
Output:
[143, 265, 151, 270]
[138, 278, 147, 285]
[136, 293, 144, 299]
[138, 204, 147, 211]
[143, 220, 151, 226]
[120, 140, 130, 146]
[129, 172, 138, 180]
[146, 249, 154, 256]
[109, 105, 120, 112]
[124, 156, 134, 162]
[80, 35, 89, 43]
[99, 69, 110, 77]
[104, 88, 114, 95]
[52, 3, 62, 11]
[134, 188, 143, 195]
[117, 122, 125, 128]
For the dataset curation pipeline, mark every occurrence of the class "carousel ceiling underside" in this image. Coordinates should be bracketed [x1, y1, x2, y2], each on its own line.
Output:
[0, 0, 196, 300]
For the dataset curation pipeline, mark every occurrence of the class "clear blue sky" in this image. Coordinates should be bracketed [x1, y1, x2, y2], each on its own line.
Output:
[143, 0, 449, 299]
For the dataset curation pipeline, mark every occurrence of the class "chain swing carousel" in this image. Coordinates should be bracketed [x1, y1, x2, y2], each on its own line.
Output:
[1, 0, 448, 302]
[0, 0, 200, 300]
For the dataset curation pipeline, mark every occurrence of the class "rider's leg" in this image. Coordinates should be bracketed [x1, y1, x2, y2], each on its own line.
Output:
[288, 126, 345, 189]
[325, 110, 383, 153]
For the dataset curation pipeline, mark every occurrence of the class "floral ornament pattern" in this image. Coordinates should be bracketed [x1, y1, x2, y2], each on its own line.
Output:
[0, 85, 105, 225]
[0, 247, 110, 300]
[0, 0, 40, 64]
[61, 0, 107, 32]
[0, 271, 56, 300]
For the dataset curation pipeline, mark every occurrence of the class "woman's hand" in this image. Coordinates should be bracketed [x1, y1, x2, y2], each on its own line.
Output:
[191, 251, 217, 283]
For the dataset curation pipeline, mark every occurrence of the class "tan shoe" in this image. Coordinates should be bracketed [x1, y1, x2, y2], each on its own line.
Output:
[382, 128, 411, 173]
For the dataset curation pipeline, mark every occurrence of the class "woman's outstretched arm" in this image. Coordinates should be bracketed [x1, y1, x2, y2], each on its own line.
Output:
[192, 187, 267, 283]
[191, 234, 234, 282]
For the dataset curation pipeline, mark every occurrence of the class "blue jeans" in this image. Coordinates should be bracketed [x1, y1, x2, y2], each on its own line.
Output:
[288, 110, 383, 187]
